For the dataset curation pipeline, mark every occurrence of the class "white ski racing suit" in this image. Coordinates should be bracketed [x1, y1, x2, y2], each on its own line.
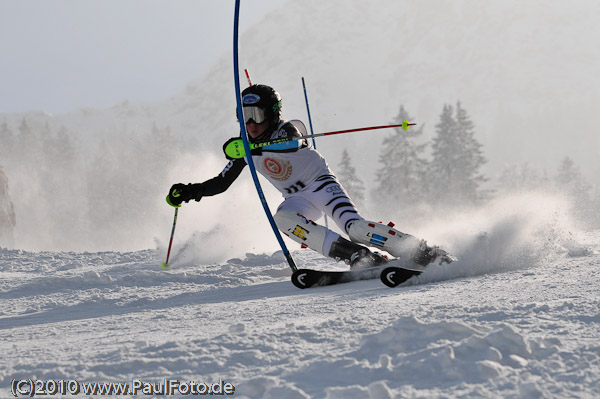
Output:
[200, 120, 422, 262]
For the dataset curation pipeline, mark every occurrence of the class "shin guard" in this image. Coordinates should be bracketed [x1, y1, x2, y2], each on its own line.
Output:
[273, 211, 330, 256]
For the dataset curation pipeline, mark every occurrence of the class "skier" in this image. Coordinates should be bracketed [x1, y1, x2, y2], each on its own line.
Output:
[0, 166, 16, 248]
[166, 84, 438, 268]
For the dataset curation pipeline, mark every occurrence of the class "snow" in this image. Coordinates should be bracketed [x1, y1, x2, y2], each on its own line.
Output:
[1, 1, 600, 397]
[2, 195, 599, 398]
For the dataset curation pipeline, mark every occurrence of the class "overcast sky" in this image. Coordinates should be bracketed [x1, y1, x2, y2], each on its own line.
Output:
[0, 0, 287, 114]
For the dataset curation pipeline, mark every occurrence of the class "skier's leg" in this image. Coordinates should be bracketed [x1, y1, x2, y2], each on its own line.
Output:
[297, 174, 435, 266]
[274, 197, 386, 267]
[307, 174, 363, 235]
[274, 197, 337, 257]
[274, 210, 332, 256]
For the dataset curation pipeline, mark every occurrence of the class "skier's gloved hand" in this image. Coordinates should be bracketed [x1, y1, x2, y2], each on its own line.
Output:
[166, 183, 204, 207]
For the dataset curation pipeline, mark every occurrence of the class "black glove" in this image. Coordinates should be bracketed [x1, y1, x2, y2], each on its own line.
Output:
[166, 183, 204, 208]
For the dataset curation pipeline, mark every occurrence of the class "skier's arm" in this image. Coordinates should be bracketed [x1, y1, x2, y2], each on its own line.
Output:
[166, 158, 246, 207]
[201, 158, 246, 196]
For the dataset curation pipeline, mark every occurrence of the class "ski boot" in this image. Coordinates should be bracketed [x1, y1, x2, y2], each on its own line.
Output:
[349, 247, 388, 270]
[411, 239, 434, 266]
[413, 240, 456, 265]
[328, 237, 388, 270]
[347, 219, 456, 266]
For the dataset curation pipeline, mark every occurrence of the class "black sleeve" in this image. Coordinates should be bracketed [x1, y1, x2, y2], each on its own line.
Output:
[201, 158, 247, 197]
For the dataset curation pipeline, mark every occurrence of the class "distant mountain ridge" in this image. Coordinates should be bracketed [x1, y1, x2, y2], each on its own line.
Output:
[2, 0, 598, 178]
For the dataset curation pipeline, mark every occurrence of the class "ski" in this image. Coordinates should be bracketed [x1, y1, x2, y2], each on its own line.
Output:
[380, 267, 422, 287]
[290, 259, 425, 289]
[291, 250, 457, 289]
[291, 265, 386, 289]
[380, 250, 458, 287]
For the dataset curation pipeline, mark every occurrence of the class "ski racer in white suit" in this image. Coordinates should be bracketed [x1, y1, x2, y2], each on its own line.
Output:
[167, 84, 435, 268]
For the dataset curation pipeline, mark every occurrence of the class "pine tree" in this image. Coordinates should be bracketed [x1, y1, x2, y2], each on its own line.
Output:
[555, 156, 590, 199]
[16, 117, 43, 166]
[554, 156, 595, 226]
[17, 117, 34, 143]
[40, 125, 88, 248]
[428, 102, 487, 206]
[0, 120, 13, 160]
[374, 105, 428, 208]
[496, 162, 549, 193]
[337, 148, 366, 206]
[86, 138, 125, 248]
[0, 120, 16, 178]
[454, 102, 488, 198]
[0, 164, 16, 248]
[84, 122, 180, 249]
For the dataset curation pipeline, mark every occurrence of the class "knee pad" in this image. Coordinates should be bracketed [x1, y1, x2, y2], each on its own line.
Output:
[347, 220, 421, 258]
[274, 211, 329, 256]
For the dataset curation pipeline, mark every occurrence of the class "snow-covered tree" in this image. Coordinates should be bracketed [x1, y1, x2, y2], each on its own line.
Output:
[85, 137, 127, 247]
[0, 165, 16, 248]
[40, 125, 89, 248]
[374, 105, 428, 208]
[428, 102, 487, 206]
[0, 120, 14, 160]
[337, 148, 366, 207]
[590, 185, 600, 228]
[496, 163, 549, 193]
[17, 117, 34, 145]
[85, 122, 182, 249]
[554, 156, 596, 227]
[554, 156, 590, 198]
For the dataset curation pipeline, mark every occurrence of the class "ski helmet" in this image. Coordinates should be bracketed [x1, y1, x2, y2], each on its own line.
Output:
[241, 84, 282, 126]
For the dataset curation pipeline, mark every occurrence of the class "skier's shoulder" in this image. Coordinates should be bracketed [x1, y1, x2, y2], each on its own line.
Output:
[271, 120, 308, 140]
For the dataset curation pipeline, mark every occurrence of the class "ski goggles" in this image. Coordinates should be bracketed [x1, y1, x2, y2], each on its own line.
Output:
[242, 106, 266, 124]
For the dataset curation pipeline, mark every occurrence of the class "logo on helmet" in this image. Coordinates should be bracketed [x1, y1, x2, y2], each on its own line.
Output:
[242, 94, 261, 105]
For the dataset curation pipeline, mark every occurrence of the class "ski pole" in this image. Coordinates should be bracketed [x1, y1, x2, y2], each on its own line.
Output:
[162, 207, 179, 269]
[316, 121, 415, 137]
[224, 121, 416, 159]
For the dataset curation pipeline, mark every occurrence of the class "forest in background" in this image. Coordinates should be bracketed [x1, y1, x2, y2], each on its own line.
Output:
[1, 101, 599, 251]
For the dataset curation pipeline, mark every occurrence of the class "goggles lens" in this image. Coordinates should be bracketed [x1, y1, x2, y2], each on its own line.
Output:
[243, 106, 266, 124]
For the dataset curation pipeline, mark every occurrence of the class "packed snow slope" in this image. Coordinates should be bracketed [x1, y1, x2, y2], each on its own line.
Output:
[2, 194, 599, 398]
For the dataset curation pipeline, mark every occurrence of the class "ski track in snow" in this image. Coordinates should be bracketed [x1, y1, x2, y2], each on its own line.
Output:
[1, 228, 600, 398]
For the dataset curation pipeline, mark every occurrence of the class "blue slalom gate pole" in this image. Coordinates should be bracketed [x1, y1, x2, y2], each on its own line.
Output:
[301, 77, 328, 228]
[232, 0, 297, 272]
[301, 77, 318, 149]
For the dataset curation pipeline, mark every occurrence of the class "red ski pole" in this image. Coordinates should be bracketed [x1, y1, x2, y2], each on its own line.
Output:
[316, 121, 416, 137]
[224, 120, 417, 159]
